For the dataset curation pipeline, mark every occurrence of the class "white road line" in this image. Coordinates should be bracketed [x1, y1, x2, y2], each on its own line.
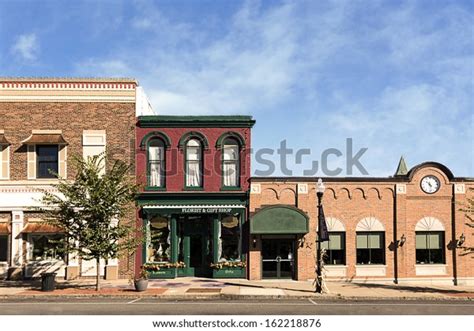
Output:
[308, 298, 318, 305]
[127, 298, 141, 304]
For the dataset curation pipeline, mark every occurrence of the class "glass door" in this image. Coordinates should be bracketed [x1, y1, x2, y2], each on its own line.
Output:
[262, 239, 295, 279]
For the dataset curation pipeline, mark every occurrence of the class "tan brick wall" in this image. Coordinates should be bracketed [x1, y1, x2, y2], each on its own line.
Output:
[249, 165, 474, 283]
[0, 101, 136, 278]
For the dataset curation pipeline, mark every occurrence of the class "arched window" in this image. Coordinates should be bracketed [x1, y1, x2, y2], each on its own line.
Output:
[148, 139, 165, 188]
[356, 217, 385, 265]
[185, 139, 202, 187]
[321, 217, 346, 265]
[222, 137, 240, 188]
[415, 217, 445, 264]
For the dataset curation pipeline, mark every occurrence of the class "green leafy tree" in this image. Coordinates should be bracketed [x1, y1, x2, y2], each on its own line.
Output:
[460, 188, 474, 256]
[38, 153, 141, 291]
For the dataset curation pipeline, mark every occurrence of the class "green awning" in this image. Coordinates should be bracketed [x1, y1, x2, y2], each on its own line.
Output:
[250, 205, 309, 234]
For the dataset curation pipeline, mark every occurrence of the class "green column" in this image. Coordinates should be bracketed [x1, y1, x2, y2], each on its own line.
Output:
[171, 215, 177, 278]
[213, 215, 219, 264]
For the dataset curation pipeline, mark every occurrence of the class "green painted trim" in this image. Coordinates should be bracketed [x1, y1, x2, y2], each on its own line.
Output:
[178, 131, 209, 149]
[137, 192, 248, 207]
[183, 187, 204, 191]
[145, 186, 167, 191]
[213, 268, 245, 278]
[138, 115, 256, 128]
[250, 205, 309, 234]
[148, 269, 176, 279]
[215, 131, 246, 149]
[139, 131, 172, 149]
[220, 187, 242, 191]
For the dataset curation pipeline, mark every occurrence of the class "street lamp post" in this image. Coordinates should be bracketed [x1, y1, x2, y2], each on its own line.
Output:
[315, 178, 327, 294]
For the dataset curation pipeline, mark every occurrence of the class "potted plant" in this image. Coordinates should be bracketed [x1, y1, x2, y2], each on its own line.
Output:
[134, 266, 149, 292]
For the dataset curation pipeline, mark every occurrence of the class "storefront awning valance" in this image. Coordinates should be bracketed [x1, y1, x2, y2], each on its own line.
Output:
[0, 134, 10, 145]
[0, 223, 11, 234]
[21, 223, 63, 233]
[250, 205, 309, 234]
[21, 133, 68, 145]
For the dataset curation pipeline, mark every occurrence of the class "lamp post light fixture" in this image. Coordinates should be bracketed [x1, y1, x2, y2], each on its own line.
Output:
[315, 178, 328, 294]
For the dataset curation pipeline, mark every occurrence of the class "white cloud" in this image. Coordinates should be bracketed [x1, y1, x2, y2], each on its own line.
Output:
[11, 33, 39, 61]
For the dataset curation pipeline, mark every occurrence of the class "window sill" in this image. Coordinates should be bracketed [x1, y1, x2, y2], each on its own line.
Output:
[220, 187, 242, 191]
[183, 187, 204, 191]
[145, 186, 166, 191]
[355, 264, 387, 276]
[325, 265, 347, 277]
[415, 264, 447, 276]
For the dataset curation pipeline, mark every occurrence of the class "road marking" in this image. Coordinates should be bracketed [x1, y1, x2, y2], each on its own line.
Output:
[127, 298, 141, 304]
[308, 298, 318, 305]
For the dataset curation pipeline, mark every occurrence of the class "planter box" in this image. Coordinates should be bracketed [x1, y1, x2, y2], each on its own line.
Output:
[148, 268, 176, 279]
[213, 267, 245, 278]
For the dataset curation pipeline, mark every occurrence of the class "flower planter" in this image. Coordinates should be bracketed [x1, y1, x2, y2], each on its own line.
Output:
[212, 267, 245, 278]
[134, 279, 149, 292]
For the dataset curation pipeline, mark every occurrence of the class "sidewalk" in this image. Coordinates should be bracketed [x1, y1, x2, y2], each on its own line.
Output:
[0, 277, 473, 300]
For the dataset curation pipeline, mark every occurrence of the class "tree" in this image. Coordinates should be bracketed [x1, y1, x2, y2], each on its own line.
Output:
[38, 153, 140, 291]
[460, 187, 474, 256]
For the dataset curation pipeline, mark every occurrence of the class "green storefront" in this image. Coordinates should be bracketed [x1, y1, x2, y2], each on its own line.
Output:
[137, 192, 248, 279]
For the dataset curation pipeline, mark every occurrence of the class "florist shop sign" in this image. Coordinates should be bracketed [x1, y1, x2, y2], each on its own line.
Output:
[181, 208, 233, 214]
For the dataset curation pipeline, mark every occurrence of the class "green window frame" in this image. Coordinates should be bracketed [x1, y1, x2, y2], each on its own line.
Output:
[184, 138, 203, 189]
[147, 138, 166, 189]
[221, 137, 240, 189]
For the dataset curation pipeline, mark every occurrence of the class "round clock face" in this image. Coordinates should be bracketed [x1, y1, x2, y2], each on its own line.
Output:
[420, 175, 440, 194]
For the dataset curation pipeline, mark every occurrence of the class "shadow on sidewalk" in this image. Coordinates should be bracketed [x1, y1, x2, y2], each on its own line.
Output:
[346, 282, 473, 295]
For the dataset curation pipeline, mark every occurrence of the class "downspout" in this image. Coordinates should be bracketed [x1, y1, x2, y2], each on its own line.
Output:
[451, 186, 458, 286]
[393, 187, 398, 284]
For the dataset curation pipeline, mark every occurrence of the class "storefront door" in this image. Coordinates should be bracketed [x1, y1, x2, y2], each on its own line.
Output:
[262, 238, 295, 279]
[178, 215, 212, 277]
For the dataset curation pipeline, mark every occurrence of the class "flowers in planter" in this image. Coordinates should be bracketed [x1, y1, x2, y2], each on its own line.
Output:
[210, 261, 246, 269]
[143, 261, 186, 271]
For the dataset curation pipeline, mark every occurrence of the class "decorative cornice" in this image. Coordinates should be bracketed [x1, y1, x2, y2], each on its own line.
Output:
[138, 115, 256, 128]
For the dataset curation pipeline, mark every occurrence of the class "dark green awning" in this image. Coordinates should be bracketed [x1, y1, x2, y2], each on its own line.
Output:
[250, 205, 309, 234]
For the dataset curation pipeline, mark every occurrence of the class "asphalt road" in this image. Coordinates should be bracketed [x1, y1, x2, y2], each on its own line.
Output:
[0, 298, 472, 315]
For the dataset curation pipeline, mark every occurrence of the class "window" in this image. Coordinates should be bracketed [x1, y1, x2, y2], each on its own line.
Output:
[146, 216, 170, 263]
[222, 138, 240, 187]
[0, 235, 7, 262]
[416, 231, 445, 264]
[218, 214, 241, 261]
[82, 130, 106, 175]
[356, 232, 385, 264]
[321, 232, 345, 265]
[148, 139, 165, 188]
[36, 145, 58, 178]
[0, 145, 9, 180]
[185, 139, 202, 187]
[30, 234, 65, 261]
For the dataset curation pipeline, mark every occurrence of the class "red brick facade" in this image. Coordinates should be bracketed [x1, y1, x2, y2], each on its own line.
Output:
[249, 163, 474, 285]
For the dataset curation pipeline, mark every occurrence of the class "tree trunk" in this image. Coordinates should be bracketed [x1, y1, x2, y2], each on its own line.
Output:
[96, 258, 101, 291]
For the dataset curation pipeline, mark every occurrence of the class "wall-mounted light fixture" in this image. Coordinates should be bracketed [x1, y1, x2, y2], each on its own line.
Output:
[397, 234, 407, 247]
[252, 236, 257, 249]
[457, 233, 466, 247]
[298, 236, 306, 248]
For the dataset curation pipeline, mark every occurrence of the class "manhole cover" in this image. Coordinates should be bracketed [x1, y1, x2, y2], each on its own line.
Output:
[186, 288, 222, 294]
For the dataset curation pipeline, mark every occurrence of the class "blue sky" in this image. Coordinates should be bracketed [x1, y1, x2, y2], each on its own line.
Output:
[1, 0, 473, 177]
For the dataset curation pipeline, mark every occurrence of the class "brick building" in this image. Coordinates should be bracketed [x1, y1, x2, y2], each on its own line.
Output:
[0, 77, 153, 280]
[248, 160, 474, 285]
[135, 115, 255, 278]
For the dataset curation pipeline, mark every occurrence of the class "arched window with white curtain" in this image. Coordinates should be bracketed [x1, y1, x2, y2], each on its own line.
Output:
[222, 138, 240, 188]
[185, 138, 202, 187]
[148, 139, 165, 188]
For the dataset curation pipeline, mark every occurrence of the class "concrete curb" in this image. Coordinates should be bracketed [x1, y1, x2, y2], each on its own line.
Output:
[0, 293, 472, 302]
